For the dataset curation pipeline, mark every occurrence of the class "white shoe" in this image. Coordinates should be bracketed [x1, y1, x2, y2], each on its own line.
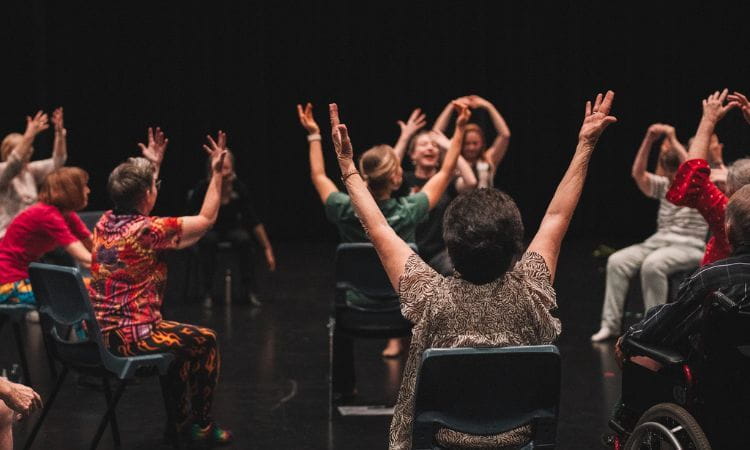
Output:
[591, 326, 616, 342]
[25, 310, 40, 323]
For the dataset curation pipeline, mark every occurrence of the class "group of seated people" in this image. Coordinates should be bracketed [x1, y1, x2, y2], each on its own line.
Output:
[0, 87, 748, 449]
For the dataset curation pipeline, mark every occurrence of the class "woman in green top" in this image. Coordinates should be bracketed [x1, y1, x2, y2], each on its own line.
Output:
[297, 101, 470, 357]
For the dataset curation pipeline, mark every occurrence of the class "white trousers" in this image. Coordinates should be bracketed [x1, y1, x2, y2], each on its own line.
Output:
[600, 233, 704, 333]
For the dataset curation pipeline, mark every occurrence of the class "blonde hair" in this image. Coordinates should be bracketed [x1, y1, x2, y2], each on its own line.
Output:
[1, 133, 22, 161]
[358, 145, 399, 192]
[463, 124, 486, 148]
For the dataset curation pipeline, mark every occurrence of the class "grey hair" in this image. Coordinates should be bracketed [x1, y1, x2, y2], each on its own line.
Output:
[727, 158, 750, 196]
[107, 157, 155, 210]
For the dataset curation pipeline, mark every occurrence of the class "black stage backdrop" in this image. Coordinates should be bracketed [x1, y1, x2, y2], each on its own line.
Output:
[2, 1, 749, 243]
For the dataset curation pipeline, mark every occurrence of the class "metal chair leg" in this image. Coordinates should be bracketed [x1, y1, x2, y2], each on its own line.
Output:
[23, 367, 69, 450]
[89, 380, 126, 450]
[101, 377, 121, 448]
[159, 375, 182, 449]
[13, 321, 32, 388]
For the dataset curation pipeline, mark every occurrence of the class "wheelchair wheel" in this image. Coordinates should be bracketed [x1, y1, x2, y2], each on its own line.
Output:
[624, 403, 711, 450]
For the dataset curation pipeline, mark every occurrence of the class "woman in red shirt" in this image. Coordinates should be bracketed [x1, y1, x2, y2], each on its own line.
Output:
[0, 167, 92, 304]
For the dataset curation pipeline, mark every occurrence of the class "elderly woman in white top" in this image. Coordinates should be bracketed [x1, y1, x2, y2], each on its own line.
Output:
[0, 109, 67, 239]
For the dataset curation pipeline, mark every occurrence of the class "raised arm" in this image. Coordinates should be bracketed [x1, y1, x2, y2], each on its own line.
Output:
[631, 124, 661, 196]
[419, 102, 470, 209]
[663, 125, 687, 162]
[430, 129, 477, 193]
[329, 103, 414, 289]
[728, 91, 750, 126]
[178, 131, 227, 249]
[527, 91, 617, 282]
[0, 112, 48, 189]
[393, 108, 426, 161]
[687, 89, 737, 161]
[138, 126, 168, 179]
[467, 95, 511, 167]
[432, 99, 456, 134]
[50, 107, 67, 168]
[298, 103, 337, 204]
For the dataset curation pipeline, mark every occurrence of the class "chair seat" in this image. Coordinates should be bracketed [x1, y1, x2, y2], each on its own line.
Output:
[336, 309, 412, 338]
[0, 303, 36, 321]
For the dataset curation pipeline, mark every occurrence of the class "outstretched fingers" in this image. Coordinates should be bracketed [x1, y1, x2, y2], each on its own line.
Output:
[329, 103, 340, 129]
[599, 90, 615, 114]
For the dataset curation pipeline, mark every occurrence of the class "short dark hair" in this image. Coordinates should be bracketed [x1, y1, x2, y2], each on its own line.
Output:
[660, 148, 681, 174]
[107, 157, 155, 211]
[727, 185, 750, 247]
[443, 188, 524, 284]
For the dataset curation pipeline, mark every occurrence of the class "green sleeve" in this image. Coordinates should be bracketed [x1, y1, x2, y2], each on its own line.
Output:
[324, 191, 353, 223]
[406, 192, 430, 224]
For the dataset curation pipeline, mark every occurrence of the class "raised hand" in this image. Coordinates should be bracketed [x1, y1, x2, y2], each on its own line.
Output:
[138, 127, 168, 167]
[465, 94, 490, 109]
[297, 102, 320, 134]
[397, 108, 427, 137]
[51, 107, 66, 137]
[579, 91, 617, 144]
[204, 130, 228, 173]
[701, 89, 737, 124]
[453, 101, 471, 128]
[24, 110, 49, 137]
[329, 103, 354, 162]
[727, 91, 750, 125]
[429, 129, 451, 151]
[0, 380, 42, 420]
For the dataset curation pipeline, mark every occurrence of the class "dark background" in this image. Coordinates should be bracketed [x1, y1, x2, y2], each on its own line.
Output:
[3, 1, 749, 243]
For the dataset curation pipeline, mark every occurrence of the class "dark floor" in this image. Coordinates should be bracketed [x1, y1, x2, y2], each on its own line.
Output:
[3, 238, 643, 449]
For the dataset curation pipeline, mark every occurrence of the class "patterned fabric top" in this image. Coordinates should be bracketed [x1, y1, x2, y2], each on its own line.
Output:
[88, 211, 182, 343]
[649, 174, 707, 246]
[389, 251, 560, 449]
[666, 159, 729, 265]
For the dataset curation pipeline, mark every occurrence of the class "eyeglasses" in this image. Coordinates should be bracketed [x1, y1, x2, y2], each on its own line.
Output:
[155, 179, 162, 191]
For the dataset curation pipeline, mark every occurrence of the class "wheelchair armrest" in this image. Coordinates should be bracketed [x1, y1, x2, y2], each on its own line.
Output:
[624, 339, 686, 366]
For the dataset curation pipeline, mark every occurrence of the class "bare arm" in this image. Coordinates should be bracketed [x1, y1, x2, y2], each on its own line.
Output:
[432, 100, 456, 134]
[178, 132, 227, 249]
[469, 95, 511, 168]
[329, 103, 414, 290]
[0, 377, 42, 420]
[0, 112, 48, 189]
[420, 102, 471, 209]
[664, 125, 688, 162]
[298, 103, 338, 204]
[51, 107, 67, 168]
[454, 155, 478, 193]
[687, 89, 737, 161]
[632, 125, 659, 196]
[393, 108, 426, 161]
[527, 91, 617, 282]
[65, 240, 91, 269]
[253, 223, 276, 271]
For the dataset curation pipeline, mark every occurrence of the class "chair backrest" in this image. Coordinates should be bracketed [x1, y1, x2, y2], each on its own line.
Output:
[28, 263, 110, 368]
[412, 346, 561, 449]
[334, 243, 417, 300]
[77, 210, 105, 233]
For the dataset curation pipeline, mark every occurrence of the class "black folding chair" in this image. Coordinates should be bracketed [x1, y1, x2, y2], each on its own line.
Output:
[412, 346, 561, 450]
[26, 263, 179, 450]
[329, 242, 416, 406]
[76, 210, 105, 232]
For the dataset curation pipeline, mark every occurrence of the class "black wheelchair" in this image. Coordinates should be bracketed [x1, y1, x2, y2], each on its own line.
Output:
[608, 291, 750, 450]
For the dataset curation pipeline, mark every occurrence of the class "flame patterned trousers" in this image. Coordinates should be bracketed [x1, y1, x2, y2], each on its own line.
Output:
[104, 320, 220, 426]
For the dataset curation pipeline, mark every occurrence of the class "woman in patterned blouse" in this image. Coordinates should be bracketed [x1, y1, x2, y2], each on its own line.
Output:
[88, 129, 232, 445]
[327, 91, 617, 449]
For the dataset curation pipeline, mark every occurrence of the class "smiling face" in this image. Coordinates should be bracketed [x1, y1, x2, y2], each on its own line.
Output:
[462, 129, 485, 162]
[410, 133, 440, 169]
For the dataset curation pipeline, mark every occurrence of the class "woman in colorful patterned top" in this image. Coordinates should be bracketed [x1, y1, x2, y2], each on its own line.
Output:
[328, 91, 616, 449]
[88, 128, 232, 445]
[0, 167, 92, 305]
[0, 108, 68, 239]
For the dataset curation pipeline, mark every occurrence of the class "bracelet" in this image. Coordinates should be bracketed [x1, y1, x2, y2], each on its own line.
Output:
[307, 133, 322, 142]
[341, 170, 360, 183]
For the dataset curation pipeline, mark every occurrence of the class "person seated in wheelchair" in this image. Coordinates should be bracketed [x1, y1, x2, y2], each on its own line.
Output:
[327, 92, 616, 449]
[612, 184, 750, 449]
